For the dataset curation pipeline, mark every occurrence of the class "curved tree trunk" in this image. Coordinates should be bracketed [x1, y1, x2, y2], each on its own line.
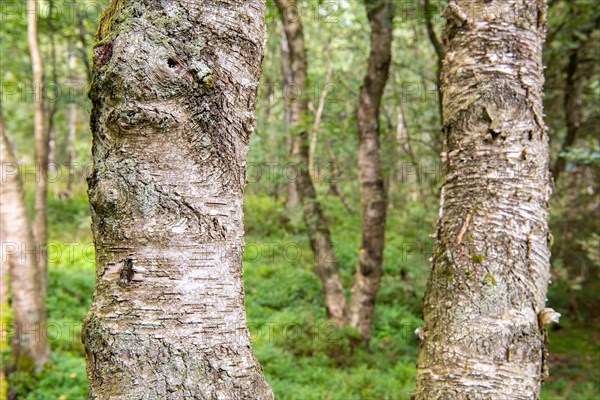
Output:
[347, 0, 394, 342]
[81, 1, 273, 398]
[413, 1, 558, 398]
[275, 0, 346, 323]
[0, 104, 51, 372]
[27, 0, 49, 298]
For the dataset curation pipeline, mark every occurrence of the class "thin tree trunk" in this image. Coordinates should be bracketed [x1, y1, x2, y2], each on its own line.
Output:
[0, 103, 51, 372]
[306, 44, 353, 212]
[28, 0, 49, 297]
[46, 0, 59, 177]
[82, 1, 273, 398]
[66, 53, 78, 195]
[391, 71, 423, 204]
[413, 1, 559, 398]
[551, 18, 598, 181]
[75, 4, 93, 84]
[66, 104, 77, 194]
[395, 97, 423, 203]
[0, 224, 8, 311]
[0, 222, 9, 396]
[0, 129, 9, 398]
[423, 0, 445, 135]
[551, 51, 580, 182]
[347, 0, 394, 342]
[322, 133, 354, 213]
[308, 40, 332, 182]
[276, 0, 346, 323]
[280, 28, 300, 209]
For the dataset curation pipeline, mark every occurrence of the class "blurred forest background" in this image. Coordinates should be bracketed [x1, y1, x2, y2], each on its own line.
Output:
[0, 0, 598, 398]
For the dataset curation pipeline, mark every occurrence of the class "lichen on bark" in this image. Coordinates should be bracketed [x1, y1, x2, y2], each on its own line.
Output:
[413, 1, 557, 399]
[83, 1, 272, 398]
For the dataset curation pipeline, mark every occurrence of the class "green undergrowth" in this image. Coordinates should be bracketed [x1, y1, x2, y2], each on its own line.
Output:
[3, 193, 598, 399]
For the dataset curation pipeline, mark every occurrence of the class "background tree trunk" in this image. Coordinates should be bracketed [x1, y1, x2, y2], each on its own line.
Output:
[74, 4, 93, 84]
[0, 222, 10, 400]
[27, 0, 49, 297]
[413, 1, 557, 398]
[0, 215, 9, 399]
[347, 0, 394, 342]
[0, 103, 51, 372]
[279, 28, 300, 209]
[66, 53, 78, 195]
[45, 0, 60, 178]
[423, 0, 445, 155]
[82, 1, 273, 398]
[551, 20, 597, 181]
[276, 0, 346, 323]
[0, 224, 8, 316]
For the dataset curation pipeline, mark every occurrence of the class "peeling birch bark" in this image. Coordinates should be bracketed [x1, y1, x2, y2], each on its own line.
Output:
[82, 1, 273, 398]
[413, 1, 557, 399]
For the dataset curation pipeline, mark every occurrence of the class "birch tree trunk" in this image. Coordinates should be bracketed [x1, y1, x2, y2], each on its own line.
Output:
[27, 0, 49, 297]
[66, 53, 78, 194]
[0, 220, 7, 400]
[347, 0, 393, 342]
[0, 103, 51, 372]
[279, 28, 300, 209]
[82, 1, 273, 398]
[413, 1, 558, 398]
[0, 224, 7, 317]
[275, 0, 346, 323]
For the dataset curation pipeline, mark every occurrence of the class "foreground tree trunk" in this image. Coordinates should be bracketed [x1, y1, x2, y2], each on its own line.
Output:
[0, 104, 51, 372]
[276, 0, 346, 323]
[27, 0, 49, 297]
[82, 1, 273, 398]
[347, 0, 394, 342]
[414, 1, 558, 398]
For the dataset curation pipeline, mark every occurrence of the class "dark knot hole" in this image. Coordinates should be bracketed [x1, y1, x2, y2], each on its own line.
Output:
[120, 258, 135, 285]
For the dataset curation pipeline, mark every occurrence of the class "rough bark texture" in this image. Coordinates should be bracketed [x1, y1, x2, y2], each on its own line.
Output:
[82, 1, 273, 398]
[347, 0, 393, 342]
[413, 1, 556, 398]
[0, 104, 51, 372]
[28, 0, 49, 297]
[276, 0, 346, 323]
